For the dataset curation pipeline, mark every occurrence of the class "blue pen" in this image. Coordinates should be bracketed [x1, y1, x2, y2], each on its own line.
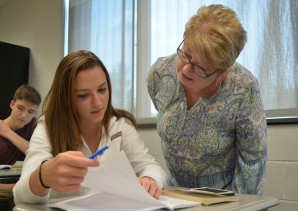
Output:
[88, 145, 109, 159]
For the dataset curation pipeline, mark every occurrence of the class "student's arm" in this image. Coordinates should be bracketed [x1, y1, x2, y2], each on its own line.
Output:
[0, 120, 29, 153]
[29, 151, 99, 197]
[13, 118, 99, 204]
[0, 183, 15, 191]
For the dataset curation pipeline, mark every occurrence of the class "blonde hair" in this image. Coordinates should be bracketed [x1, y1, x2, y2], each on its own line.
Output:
[42, 50, 137, 157]
[184, 4, 247, 73]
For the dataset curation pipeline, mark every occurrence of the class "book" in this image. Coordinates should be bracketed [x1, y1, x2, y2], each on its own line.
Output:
[10, 167, 22, 172]
[162, 190, 239, 206]
[47, 151, 200, 211]
[10, 161, 23, 172]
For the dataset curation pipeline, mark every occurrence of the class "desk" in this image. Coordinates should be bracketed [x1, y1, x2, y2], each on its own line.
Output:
[0, 169, 21, 182]
[13, 193, 279, 211]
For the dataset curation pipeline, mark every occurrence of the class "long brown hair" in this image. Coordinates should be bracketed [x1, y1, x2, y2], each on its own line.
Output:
[42, 50, 137, 156]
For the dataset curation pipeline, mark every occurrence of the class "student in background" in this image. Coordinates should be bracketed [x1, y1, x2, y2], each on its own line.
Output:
[0, 85, 41, 210]
[0, 85, 41, 191]
[13, 50, 166, 205]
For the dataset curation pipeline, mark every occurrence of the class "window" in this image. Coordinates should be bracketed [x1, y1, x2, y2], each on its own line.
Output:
[65, 0, 298, 121]
[68, 0, 134, 114]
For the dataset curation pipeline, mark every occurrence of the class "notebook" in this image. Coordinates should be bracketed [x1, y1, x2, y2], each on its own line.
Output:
[47, 151, 200, 211]
[162, 190, 239, 206]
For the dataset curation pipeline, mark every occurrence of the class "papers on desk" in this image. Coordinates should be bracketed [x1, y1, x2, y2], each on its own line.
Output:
[10, 161, 23, 172]
[48, 151, 200, 211]
[0, 165, 12, 170]
[0, 161, 23, 171]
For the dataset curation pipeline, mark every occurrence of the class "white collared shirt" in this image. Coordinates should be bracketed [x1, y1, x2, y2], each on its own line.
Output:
[13, 116, 166, 204]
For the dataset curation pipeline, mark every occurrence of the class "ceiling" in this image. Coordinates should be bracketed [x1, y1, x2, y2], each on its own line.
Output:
[0, 0, 13, 9]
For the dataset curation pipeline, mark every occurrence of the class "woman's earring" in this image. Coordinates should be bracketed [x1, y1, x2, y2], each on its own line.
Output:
[216, 75, 222, 88]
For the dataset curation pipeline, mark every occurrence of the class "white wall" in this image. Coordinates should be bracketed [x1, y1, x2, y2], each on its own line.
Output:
[0, 0, 297, 210]
[0, 0, 64, 116]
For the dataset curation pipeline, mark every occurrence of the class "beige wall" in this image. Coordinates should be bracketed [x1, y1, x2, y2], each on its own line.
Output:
[0, 0, 64, 116]
[0, 0, 297, 210]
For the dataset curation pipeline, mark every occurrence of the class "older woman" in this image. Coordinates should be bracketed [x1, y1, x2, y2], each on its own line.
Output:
[147, 4, 267, 195]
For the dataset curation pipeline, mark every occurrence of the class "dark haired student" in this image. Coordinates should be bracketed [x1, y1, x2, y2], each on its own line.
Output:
[0, 85, 41, 210]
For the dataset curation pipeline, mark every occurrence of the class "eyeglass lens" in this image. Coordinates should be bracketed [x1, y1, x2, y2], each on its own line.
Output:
[178, 50, 207, 78]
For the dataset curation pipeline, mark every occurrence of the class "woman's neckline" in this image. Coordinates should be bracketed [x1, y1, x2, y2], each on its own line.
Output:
[180, 64, 234, 110]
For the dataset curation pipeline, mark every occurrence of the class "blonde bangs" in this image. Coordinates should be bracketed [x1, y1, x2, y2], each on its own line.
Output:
[184, 4, 247, 73]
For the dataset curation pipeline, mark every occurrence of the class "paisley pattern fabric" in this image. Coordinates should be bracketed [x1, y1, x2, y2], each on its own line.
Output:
[147, 53, 267, 195]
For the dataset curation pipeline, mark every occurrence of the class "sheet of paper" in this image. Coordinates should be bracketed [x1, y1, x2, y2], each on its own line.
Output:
[81, 150, 161, 205]
[0, 165, 12, 170]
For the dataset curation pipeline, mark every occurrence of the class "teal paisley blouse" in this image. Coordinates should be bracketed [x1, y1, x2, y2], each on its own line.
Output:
[147, 53, 267, 195]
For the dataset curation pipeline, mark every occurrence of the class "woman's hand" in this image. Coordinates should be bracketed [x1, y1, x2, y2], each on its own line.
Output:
[138, 177, 162, 199]
[29, 151, 99, 196]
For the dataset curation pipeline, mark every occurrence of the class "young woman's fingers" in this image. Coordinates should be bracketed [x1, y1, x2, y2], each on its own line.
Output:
[153, 187, 163, 199]
[138, 177, 162, 198]
[147, 180, 158, 197]
[56, 152, 100, 168]
[54, 183, 82, 194]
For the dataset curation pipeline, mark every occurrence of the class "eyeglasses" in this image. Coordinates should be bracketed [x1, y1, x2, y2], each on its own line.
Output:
[177, 40, 218, 79]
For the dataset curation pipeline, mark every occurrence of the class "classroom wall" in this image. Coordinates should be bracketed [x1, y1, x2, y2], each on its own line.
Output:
[0, 0, 297, 210]
[0, 0, 64, 116]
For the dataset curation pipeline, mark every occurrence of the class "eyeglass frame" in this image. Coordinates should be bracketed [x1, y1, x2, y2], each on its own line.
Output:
[177, 39, 218, 79]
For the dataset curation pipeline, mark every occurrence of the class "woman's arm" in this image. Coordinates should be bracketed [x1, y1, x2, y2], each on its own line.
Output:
[233, 81, 267, 195]
[146, 59, 160, 111]
[146, 54, 179, 113]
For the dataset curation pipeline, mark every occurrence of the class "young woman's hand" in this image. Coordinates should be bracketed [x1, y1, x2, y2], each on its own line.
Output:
[138, 177, 162, 199]
[30, 151, 99, 196]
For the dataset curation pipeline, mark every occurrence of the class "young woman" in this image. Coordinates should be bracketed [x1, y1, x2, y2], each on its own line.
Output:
[13, 50, 166, 204]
